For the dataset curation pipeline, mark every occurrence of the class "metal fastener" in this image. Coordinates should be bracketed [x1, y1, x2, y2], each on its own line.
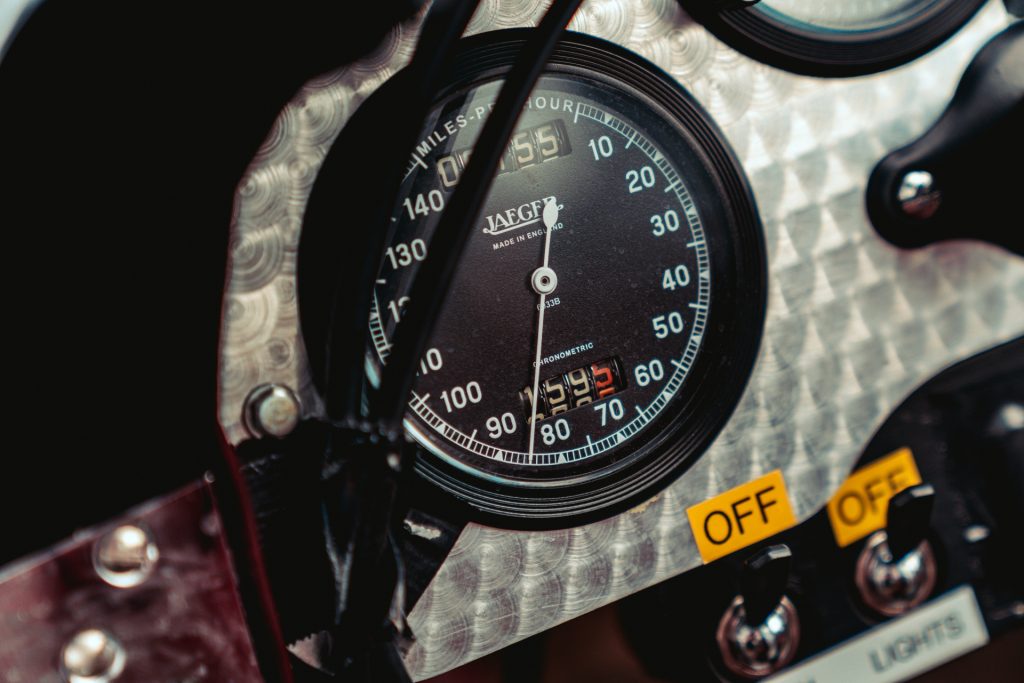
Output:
[989, 402, 1024, 436]
[897, 170, 942, 220]
[93, 525, 158, 589]
[243, 384, 301, 438]
[61, 629, 126, 682]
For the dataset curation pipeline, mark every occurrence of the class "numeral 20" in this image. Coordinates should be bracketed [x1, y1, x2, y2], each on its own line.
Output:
[626, 166, 656, 193]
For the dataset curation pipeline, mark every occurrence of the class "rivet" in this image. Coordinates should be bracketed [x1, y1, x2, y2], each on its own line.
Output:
[897, 170, 942, 220]
[93, 525, 158, 589]
[61, 629, 126, 682]
[243, 384, 301, 438]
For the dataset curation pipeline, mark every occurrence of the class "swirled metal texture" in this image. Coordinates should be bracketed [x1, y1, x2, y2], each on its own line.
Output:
[216, 1, 1023, 678]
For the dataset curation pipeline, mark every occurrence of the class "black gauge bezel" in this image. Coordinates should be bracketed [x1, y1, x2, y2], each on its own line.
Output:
[684, 0, 988, 78]
[402, 31, 765, 527]
[300, 30, 767, 528]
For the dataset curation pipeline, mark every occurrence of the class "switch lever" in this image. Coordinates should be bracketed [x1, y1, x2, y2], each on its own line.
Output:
[740, 544, 792, 625]
[855, 484, 938, 617]
[886, 484, 935, 560]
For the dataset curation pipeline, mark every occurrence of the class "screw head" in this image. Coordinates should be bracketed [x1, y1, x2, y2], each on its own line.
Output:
[244, 384, 301, 438]
[897, 170, 942, 220]
[989, 402, 1024, 436]
[93, 525, 158, 589]
[61, 629, 126, 682]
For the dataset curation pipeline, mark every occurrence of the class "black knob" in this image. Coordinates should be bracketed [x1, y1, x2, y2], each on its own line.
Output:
[866, 22, 1024, 254]
[740, 544, 792, 625]
[885, 484, 935, 560]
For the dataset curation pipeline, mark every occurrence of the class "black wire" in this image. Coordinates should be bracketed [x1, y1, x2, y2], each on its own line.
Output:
[372, 0, 585, 433]
[315, 0, 483, 424]
[310, 3, 485, 678]
[310, 3, 583, 677]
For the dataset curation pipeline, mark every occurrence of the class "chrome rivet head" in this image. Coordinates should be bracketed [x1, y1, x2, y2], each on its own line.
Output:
[93, 525, 158, 589]
[387, 452, 402, 472]
[990, 402, 1024, 436]
[243, 384, 301, 438]
[897, 170, 942, 220]
[61, 629, 126, 682]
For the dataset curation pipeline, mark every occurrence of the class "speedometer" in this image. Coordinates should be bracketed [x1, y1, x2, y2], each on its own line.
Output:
[362, 32, 765, 523]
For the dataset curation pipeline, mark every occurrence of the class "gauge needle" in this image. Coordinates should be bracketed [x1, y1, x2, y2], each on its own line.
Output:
[527, 198, 560, 458]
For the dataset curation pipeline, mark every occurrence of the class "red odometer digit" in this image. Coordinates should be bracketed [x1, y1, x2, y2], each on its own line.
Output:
[519, 357, 626, 424]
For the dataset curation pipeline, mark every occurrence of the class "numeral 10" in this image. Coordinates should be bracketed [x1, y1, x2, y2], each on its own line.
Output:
[588, 135, 613, 159]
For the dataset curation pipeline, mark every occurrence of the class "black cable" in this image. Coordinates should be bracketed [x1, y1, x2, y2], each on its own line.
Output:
[307, 2, 583, 677]
[307, 0, 483, 424]
[303, 3, 485, 679]
[372, 0, 585, 433]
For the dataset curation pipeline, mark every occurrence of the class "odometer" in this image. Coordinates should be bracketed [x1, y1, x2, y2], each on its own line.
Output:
[366, 33, 766, 523]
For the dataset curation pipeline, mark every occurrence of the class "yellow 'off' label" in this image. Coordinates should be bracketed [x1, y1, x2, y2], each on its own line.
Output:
[827, 448, 922, 548]
[687, 470, 797, 563]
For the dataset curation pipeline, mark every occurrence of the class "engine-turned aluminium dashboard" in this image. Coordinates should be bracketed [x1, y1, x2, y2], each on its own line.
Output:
[216, 1, 1023, 679]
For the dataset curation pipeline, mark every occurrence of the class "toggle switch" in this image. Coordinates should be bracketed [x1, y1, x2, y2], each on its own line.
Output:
[716, 545, 800, 678]
[855, 484, 938, 617]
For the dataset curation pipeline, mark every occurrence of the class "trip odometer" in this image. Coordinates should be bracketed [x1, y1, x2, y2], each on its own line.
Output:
[366, 33, 766, 523]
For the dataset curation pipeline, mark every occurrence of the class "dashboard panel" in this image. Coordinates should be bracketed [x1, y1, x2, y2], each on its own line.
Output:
[215, 0, 1023, 678]
[0, 1, 1020, 682]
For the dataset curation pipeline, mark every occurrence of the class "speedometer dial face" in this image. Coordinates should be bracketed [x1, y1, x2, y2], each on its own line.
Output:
[373, 75, 709, 471]
[365, 34, 765, 522]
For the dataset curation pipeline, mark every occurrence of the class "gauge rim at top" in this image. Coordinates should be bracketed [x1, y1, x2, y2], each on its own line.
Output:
[684, 0, 990, 78]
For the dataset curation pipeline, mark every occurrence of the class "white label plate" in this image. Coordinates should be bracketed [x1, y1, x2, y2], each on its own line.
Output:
[770, 586, 989, 683]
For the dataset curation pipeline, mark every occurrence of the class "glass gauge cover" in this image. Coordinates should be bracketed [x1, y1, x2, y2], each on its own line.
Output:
[304, 32, 767, 525]
[686, 0, 988, 77]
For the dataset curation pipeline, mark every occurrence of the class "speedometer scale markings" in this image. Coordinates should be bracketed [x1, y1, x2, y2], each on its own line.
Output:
[372, 77, 709, 475]
[346, 34, 764, 520]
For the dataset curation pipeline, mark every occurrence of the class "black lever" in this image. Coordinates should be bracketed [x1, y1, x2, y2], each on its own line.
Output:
[885, 484, 935, 559]
[740, 544, 792, 625]
[866, 22, 1023, 255]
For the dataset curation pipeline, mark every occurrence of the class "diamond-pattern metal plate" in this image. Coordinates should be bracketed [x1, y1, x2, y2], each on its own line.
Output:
[216, 1, 1023, 678]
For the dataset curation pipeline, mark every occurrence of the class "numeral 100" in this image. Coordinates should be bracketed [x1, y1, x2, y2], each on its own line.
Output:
[440, 381, 482, 412]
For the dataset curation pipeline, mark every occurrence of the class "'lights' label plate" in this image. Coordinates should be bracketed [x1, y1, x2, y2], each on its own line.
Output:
[769, 586, 989, 683]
